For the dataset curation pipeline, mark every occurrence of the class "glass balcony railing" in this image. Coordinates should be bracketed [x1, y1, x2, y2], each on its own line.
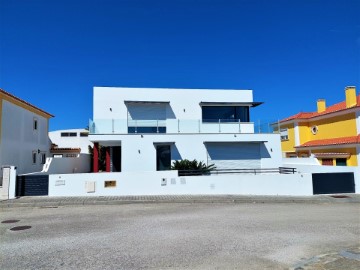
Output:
[89, 119, 256, 134]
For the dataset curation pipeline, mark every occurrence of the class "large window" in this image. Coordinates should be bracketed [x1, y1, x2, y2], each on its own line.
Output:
[202, 106, 249, 122]
[128, 127, 166, 134]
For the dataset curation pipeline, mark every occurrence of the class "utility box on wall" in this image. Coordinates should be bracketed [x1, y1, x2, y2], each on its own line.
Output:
[161, 178, 167, 186]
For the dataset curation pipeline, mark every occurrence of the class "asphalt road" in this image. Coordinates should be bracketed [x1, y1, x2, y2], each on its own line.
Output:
[1, 203, 359, 269]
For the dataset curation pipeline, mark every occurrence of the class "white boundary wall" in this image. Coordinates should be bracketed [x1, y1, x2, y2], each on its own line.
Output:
[42, 154, 90, 174]
[49, 171, 313, 197]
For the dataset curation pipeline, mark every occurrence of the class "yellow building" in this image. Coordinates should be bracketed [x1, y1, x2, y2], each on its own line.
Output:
[276, 86, 360, 166]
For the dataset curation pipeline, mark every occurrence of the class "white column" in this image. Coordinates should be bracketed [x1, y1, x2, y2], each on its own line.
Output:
[294, 122, 300, 147]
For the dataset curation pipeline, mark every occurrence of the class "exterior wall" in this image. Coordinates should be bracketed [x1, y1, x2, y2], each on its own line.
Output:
[0, 166, 17, 200]
[298, 122, 310, 145]
[311, 147, 358, 166]
[92, 133, 282, 172]
[49, 129, 93, 154]
[280, 123, 295, 152]
[41, 154, 91, 174]
[302, 113, 357, 141]
[0, 99, 50, 174]
[283, 163, 360, 194]
[49, 171, 313, 197]
[93, 87, 254, 122]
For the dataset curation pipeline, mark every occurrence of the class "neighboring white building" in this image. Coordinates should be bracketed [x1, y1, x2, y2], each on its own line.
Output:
[49, 129, 93, 155]
[89, 87, 282, 173]
[0, 88, 53, 175]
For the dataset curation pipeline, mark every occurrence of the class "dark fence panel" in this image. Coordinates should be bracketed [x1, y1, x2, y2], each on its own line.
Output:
[16, 175, 49, 196]
[312, 173, 355, 195]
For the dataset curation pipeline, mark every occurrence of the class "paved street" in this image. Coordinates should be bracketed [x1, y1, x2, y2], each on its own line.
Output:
[1, 202, 359, 269]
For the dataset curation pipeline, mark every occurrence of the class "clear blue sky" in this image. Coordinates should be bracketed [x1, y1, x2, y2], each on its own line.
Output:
[0, 0, 359, 131]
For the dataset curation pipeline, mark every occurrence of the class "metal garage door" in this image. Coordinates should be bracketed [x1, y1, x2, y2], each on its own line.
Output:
[312, 173, 355, 194]
[127, 104, 167, 121]
[16, 175, 49, 196]
[206, 142, 261, 169]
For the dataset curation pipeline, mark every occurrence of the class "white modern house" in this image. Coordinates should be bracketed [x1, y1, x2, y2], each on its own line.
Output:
[88, 87, 283, 173]
[49, 129, 93, 155]
[0, 88, 53, 175]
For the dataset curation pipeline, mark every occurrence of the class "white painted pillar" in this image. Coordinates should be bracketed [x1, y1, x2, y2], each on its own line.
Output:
[294, 122, 300, 147]
[9, 166, 16, 199]
[356, 111, 360, 134]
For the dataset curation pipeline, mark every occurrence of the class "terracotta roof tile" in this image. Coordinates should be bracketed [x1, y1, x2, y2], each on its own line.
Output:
[0, 88, 54, 117]
[280, 95, 360, 123]
[296, 135, 360, 148]
[50, 147, 81, 153]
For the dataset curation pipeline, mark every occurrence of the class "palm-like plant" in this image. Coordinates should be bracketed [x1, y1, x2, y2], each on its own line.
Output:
[171, 159, 216, 175]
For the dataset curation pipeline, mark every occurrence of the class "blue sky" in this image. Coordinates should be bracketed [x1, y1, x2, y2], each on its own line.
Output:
[0, 0, 359, 131]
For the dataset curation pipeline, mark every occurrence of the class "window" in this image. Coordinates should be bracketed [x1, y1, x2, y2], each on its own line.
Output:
[61, 132, 77, 137]
[280, 128, 289, 141]
[32, 152, 37, 164]
[202, 106, 249, 122]
[156, 145, 171, 171]
[336, 158, 347, 166]
[33, 118, 38, 130]
[311, 126, 318, 135]
[41, 153, 46, 164]
[128, 126, 166, 134]
[80, 132, 89, 137]
[0, 176, 3, 187]
[322, 159, 333, 166]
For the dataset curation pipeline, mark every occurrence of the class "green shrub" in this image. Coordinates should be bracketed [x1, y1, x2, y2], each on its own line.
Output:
[171, 159, 216, 175]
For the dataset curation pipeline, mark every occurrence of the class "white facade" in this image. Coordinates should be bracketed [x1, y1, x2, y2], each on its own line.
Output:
[49, 129, 93, 154]
[0, 90, 53, 175]
[48, 171, 313, 197]
[89, 87, 282, 172]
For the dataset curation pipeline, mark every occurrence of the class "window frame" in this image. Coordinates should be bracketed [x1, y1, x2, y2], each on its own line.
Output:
[33, 117, 38, 131]
[32, 151, 37, 164]
[201, 106, 250, 123]
[280, 128, 289, 141]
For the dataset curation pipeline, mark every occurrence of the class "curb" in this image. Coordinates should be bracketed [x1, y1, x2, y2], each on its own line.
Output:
[1, 195, 359, 208]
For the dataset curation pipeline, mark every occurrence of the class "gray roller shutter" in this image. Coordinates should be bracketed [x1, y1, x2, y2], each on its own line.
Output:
[206, 142, 261, 169]
[127, 104, 166, 121]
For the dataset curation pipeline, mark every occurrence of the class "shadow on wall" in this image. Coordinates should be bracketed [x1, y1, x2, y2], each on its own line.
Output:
[206, 142, 270, 161]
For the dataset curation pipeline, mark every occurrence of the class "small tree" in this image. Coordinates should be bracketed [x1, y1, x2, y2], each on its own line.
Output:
[171, 159, 216, 176]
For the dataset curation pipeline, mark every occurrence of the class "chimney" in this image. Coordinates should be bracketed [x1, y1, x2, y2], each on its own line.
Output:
[317, 99, 326, 113]
[345, 86, 357, 108]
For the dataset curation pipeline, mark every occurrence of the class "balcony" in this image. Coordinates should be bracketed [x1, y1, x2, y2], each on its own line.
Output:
[89, 119, 256, 134]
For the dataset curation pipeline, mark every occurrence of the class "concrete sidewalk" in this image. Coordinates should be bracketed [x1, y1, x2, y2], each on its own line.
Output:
[1, 194, 360, 208]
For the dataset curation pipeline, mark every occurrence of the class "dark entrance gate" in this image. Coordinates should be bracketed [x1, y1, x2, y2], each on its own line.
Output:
[16, 175, 49, 196]
[312, 173, 355, 195]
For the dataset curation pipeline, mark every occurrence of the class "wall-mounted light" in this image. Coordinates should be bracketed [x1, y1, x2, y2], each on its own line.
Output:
[141, 134, 143, 138]
[138, 150, 141, 154]
[37, 149, 41, 154]
[109, 108, 112, 112]
[270, 148, 273, 152]
[183, 109, 186, 112]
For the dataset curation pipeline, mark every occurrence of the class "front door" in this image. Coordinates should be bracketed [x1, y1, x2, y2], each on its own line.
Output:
[111, 146, 121, 172]
[156, 145, 171, 171]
